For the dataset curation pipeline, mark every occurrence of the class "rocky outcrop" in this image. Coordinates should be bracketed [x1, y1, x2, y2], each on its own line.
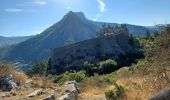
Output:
[48, 32, 138, 74]
[150, 87, 170, 100]
[0, 75, 19, 91]
[59, 81, 81, 100]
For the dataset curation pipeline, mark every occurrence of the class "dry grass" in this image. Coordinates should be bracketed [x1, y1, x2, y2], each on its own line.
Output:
[80, 75, 108, 96]
[116, 76, 150, 100]
[32, 76, 55, 88]
[12, 71, 28, 83]
[0, 63, 12, 78]
[116, 69, 170, 100]
[79, 75, 116, 99]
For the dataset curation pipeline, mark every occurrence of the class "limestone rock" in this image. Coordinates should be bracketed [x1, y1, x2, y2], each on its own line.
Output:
[0, 75, 18, 91]
[59, 81, 81, 100]
[59, 91, 77, 100]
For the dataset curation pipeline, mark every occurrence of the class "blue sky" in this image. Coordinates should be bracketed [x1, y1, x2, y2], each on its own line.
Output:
[0, 0, 170, 37]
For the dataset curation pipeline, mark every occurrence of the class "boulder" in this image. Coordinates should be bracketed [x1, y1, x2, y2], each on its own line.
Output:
[150, 87, 170, 100]
[63, 81, 81, 93]
[0, 75, 18, 91]
[59, 90, 77, 100]
[59, 81, 81, 100]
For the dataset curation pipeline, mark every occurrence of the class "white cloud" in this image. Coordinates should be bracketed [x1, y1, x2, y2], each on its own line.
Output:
[4, 8, 23, 12]
[97, 0, 106, 12]
[31, 1, 47, 6]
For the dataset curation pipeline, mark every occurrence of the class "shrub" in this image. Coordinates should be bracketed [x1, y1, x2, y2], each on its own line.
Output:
[98, 59, 118, 74]
[101, 72, 117, 84]
[0, 63, 12, 78]
[53, 71, 86, 85]
[26, 60, 48, 76]
[129, 60, 151, 75]
[105, 90, 116, 100]
[105, 83, 125, 100]
[83, 61, 96, 76]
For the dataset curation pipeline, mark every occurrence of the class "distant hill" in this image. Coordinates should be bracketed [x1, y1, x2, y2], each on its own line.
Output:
[0, 36, 32, 48]
[2, 11, 155, 63]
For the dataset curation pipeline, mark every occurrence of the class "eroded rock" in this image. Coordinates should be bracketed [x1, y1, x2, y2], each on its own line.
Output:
[0, 75, 19, 92]
[59, 81, 81, 100]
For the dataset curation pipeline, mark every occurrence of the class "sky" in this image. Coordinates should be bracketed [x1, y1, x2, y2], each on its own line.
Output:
[0, 0, 170, 37]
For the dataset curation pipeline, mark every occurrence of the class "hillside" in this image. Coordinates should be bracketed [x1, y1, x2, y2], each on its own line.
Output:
[0, 36, 32, 48]
[48, 28, 139, 74]
[3, 11, 153, 63]
[0, 26, 169, 100]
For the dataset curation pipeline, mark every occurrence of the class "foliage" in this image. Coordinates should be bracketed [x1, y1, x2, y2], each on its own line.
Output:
[0, 63, 12, 78]
[53, 71, 86, 85]
[83, 59, 118, 75]
[129, 60, 151, 75]
[105, 83, 125, 100]
[101, 72, 117, 84]
[26, 60, 48, 76]
[83, 61, 96, 76]
[117, 51, 144, 67]
[98, 59, 118, 74]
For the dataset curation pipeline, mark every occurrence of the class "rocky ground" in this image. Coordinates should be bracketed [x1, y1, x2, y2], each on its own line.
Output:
[0, 75, 107, 100]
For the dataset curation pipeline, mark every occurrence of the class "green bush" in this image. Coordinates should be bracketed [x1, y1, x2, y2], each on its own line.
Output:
[26, 60, 48, 76]
[101, 72, 117, 84]
[98, 59, 118, 74]
[129, 60, 151, 74]
[53, 71, 86, 85]
[84, 61, 97, 76]
[105, 83, 125, 100]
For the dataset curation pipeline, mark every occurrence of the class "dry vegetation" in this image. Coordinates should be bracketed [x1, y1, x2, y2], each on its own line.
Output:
[79, 25, 170, 100]
[115, 25, 170, 100]
[32, 76, 55, 88]
[0, 63, 12, 78]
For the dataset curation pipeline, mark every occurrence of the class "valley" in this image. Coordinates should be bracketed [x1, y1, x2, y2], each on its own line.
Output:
[0, 1, 170, 99]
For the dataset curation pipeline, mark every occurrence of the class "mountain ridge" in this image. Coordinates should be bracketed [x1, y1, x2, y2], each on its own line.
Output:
[0, 36, 32, 48]
[1, 11, 155, 63]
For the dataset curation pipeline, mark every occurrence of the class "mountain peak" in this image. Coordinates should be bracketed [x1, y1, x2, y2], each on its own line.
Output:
[64, 11, 86, 20]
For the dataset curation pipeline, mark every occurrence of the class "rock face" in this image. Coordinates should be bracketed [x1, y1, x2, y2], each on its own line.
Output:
[48, 32, 138, 74]
[150, 88, 170, 100]
[0, 75, 18, 92]
[59, 81, 81, 100]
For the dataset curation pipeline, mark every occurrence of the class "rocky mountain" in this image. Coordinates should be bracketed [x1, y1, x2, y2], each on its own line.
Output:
[2, 11, 153, 63]
[47, 30, 138, 74]
[0, 36, 32, 48]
